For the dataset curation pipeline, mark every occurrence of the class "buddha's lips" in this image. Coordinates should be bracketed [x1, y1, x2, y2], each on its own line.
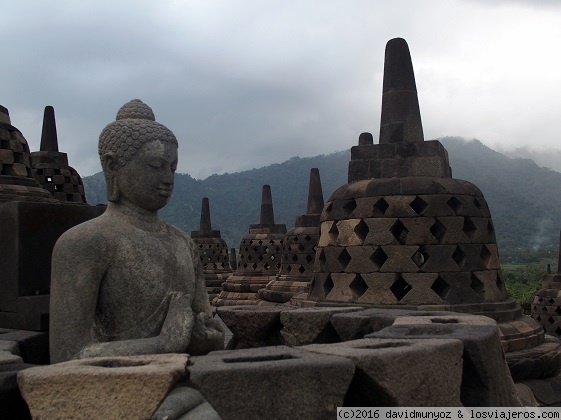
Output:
[157, 188, 173, 197]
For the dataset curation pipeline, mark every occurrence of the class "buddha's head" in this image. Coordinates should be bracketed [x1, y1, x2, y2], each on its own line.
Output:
[99, 99, 178, 212]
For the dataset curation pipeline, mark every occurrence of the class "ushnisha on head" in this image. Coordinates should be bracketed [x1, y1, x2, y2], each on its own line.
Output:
[98, 99, 178, 206]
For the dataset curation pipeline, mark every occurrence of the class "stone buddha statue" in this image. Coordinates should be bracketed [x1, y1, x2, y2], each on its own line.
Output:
[49, 99, 224, 363]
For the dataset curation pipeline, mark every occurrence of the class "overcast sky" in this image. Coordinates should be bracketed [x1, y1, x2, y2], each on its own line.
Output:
[2, 0, 560, 179]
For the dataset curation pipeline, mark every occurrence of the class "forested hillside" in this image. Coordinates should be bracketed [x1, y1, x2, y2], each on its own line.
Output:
[84, 137, 561, 254]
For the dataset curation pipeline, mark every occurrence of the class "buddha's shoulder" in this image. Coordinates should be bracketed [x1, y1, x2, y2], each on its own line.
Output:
[54, 214, 118, 253]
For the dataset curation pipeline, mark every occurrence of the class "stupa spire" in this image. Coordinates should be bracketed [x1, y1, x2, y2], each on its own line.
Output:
[200, 197, 212, 232]
[379, 38, 424, 144]
[40, 106, 59, 152]
[260, 185, 275, 225]
[307, 168, 324, 215]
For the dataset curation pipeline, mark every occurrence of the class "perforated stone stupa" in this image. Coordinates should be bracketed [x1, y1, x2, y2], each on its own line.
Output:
[258, 168, 324, 304]
[213, 185, 286, 306]
[191, 197, 232, 302]
[306, 38, 544, 354]
[30, 106, 87, 203]
[0, 105, 57, 203]
[532, 232, 561, 337]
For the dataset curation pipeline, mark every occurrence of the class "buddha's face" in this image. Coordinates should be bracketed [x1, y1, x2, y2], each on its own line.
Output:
[115, 139, 178, 212]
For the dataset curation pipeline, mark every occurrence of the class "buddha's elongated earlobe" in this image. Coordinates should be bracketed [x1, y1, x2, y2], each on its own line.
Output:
[102, 152, 120, 202]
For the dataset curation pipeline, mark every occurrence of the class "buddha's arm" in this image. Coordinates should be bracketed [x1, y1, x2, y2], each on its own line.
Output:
[49, 227, 108, 363]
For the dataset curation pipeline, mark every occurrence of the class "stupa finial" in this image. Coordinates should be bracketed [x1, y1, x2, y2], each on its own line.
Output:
[307, 168, 324, 215]
[260, 185, 275, 225]
[40, 106, 59, 152]
[379, 37, 424, 144]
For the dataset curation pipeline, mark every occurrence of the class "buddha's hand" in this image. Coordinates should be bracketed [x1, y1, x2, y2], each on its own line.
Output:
[187, 312, 226, 355]
[160, 291, 194, 353]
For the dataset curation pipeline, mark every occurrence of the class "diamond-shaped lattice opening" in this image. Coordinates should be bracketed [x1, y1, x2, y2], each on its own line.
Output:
[536, 315, 542, 322]
[264, 262, 270, 270]
[410, 196, 428, 215]
[270, 254, 276, 260]
[318, 249, 326, 269]
[343, 199, 357, 215]
[451, 245, 466, 268]
[338, 248, 352, 270]
[286, 265, 292, 273]
[463, 218, 477, 239]
[390, 275, 412, 301]
[549, 298, 556, 305]
[258, 255, 264, 261]
[496, 271, 504, 290]
[390, 220, 409, 245]
[354, 219, 369, 242]
[430, 220, 446, 244]
[305, 254, 314, 263]
[547, 316, 555, 325]
[480, 245, 492, 268]
[431, 276, 450, 299]
[412, 248, 428, 268]
[253, 246, 259, 252]
[247, 255, 253, 261]
[298, 244, 305, 252]
[291, 254, 299, 262]
[324, 202, 333, 217]
[350, 274, 369, 300]
[298, 265, 306, 274]
[324, 274, 334, 297]
[198, 244, 204, 249]
[292, 236, 299, 242]
[371, 247, 388, 269]
[304, 235, 312, 242]
[542, 306, 549, 314]
[328, 222, 339, 242]
[373, 198, 389, 216]
[470, 273, 485, 296]
[252, 263, 258, 270]
[447, 196, 462, 215]
[474, 197, 483, 209]
[555, 307, 561, 315]
[264, 247, 269, 253]
[487, 220, 495, 236]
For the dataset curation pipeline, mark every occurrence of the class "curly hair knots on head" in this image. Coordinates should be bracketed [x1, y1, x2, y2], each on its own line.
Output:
[99, 99, 178, 167]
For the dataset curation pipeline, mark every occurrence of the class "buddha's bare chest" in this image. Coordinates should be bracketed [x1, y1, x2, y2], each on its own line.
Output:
[99, 232, 196, 314]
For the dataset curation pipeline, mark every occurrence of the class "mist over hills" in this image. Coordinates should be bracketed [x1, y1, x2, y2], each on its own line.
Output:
[83, 137, 561, 252]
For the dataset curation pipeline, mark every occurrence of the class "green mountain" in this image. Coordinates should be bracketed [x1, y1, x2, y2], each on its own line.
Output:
[83, 137, 561, 253]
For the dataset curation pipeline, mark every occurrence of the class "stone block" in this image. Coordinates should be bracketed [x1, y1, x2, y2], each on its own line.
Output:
[151, 385, 221, 420]
[363, 218, 399, 244]
[419, 245, 461, 272]
[0, 149, 14, 164]
[189, 346, 354, 420]
[0, 201, 105, 331]
[280, 307, 363, 346]
[0, 351, 22, 366]
[216, 306, 292, 349]
[303, 337, 463, 406]
[0, 330, 48, 364]
[409, 156, 450, 177]
[364, 178, 401, 197]
[379, 245, 419, 273]
[401, 217, 438, 245]
[382, 195, 418, 217]
[18, 354, 188, 420]
[369, 314, 521, 406]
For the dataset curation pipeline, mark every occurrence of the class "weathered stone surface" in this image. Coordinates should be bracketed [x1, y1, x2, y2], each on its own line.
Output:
[280, 307, 363, 346]
[216, 306, 292, 349]
[189, 346, 354, 420]
[521, 372, 561, 406]
[18, 354, 188, 420]
[303, 337, 463, 406]
[151, 385, 221, 420]
[506, 341, 561, 381]
[369, 314, 521, 406]
[331, 308, 470, 341]
[0, 329, 48, 364]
